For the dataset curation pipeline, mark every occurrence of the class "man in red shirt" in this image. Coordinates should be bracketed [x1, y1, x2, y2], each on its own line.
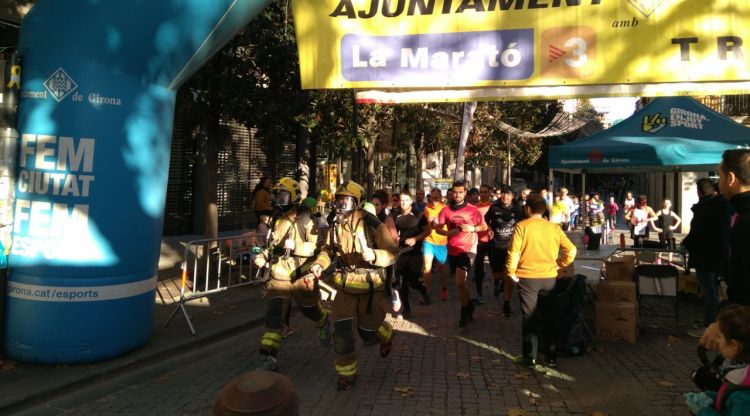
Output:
[437, 181, 488, 327]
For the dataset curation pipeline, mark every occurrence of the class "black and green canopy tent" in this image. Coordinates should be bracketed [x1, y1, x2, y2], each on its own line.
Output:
[549, 97, 750, 173]
[548, 97, 750, 225]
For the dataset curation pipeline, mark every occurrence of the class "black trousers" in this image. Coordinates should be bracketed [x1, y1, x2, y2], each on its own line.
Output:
[519, 278, 558, 361]
[474, 242, 491, 296]
[396, 255, 426, 312]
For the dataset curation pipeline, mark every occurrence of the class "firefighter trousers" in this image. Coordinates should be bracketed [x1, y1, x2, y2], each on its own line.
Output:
[259, 277, 328, 356]
[331, 289, 393, 380]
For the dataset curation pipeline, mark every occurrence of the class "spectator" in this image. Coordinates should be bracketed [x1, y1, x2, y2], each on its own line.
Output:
[719, 149, 750, 306]
[685, 304, 750, 416]
[549, 194, 569, 229]
[569, 195, 580, 231]
[605, 196, 619, 232]
[422, 188, 451, 302]
[700, 149, 750, 359]
[506, 193, 576, 368]
[436, 181, 488, 327]
[683, 178, 731, 337]
[485, 185, 525, 316]
[559, 187, 575, 227]
[585, 192, 605, 250]
[625, 195, 657, 248]
[653, 199, 682, 250]
[471, 185, 494, 304]
[252, 176, 274, 247]
[623, 191, 636, 213]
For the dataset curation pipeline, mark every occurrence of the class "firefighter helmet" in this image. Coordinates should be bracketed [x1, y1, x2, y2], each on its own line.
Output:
[273, 177, 301, 207]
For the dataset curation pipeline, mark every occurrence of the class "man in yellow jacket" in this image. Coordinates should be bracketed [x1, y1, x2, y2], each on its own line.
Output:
[254, 178, 330, 371]
[506, 193, 576, 369]
[310, 181, 399, 391]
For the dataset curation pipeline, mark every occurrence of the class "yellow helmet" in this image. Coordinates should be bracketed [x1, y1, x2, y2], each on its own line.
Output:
[335, 181, 364, 204]
[273, 177, 301, 207]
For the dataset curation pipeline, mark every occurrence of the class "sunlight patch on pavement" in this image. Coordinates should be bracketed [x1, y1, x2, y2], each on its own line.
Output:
[455, 335, 576, 382]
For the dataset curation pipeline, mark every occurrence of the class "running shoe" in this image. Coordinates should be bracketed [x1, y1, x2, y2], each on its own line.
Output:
[391, 291, 402, 313]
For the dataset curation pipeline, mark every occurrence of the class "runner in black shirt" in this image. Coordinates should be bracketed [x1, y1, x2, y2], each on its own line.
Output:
[394, 191, 431, 317]
[485, 185, 525, 317]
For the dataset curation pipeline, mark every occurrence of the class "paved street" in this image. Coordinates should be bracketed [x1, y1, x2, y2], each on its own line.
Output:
[16, 274, 704, 416]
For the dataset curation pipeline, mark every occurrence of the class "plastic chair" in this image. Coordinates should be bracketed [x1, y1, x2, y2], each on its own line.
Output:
[634, 264, 680, 330]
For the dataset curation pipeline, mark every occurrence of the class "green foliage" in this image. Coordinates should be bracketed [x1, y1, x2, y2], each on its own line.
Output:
[466, 101, 562, 169]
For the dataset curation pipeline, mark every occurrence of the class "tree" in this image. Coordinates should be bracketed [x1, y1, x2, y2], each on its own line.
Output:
[177, 1, 314, 237]
[466, 101, 562, 178]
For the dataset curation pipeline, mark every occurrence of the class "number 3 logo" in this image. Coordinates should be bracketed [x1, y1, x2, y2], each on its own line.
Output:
[541, 26, 596, 79]
[564, 37, 588, 68]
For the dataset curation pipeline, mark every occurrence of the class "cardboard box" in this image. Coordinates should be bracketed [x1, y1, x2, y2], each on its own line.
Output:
[596, 318, 639, 343]
[597, 281, 637, 303]
[596, 301, 639, 343]
[604, 254, 635, 281]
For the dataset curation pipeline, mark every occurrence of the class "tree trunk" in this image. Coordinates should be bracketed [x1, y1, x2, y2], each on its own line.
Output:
[192, 116, 219, 240]
[309, 131, 318, 196]
[366, 139, 377, 199]
[296, 124, 310, 199]
[414, 133, 424, 193]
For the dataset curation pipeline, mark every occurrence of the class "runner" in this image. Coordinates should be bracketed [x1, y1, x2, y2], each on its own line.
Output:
[484, 185, 525, 317]
[471, 185, 493, 305]
[422, 188, 450, 302]
[436, 181, 488, 327]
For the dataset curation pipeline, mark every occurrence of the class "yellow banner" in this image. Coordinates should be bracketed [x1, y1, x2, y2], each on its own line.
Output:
[292, 0, 750, 97]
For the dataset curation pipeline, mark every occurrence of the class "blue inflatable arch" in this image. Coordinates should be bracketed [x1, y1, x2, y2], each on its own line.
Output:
[4, 0, 272, 363]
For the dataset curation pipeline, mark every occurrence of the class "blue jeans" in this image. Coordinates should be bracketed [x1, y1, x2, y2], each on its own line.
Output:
[696, 270, 718, 327]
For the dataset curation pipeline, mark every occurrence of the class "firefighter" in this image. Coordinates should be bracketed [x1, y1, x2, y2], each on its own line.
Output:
[254, 177, 331, 371]
[309, 181, 399, 391]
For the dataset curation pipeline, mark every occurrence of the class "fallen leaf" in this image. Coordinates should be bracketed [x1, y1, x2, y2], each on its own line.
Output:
[589, 412, 609, 416]
[515, 372, 531, 380]
[543, 384, 560, 393]
[0, 360, 16, 370]
[393, 386, 414, 398]
[456, 372, 471, 380]
[667, 335, 680, 345]
[658, 380, 675, 388]
[393, 368, 402, 373]
[507, 408, 532, 416]
[529, 398, 537, 405]
[158, 374, 170, 381]
[470, 355, 482, 362]
[520, 389, 541, 398]
[487, 382, 499, 389]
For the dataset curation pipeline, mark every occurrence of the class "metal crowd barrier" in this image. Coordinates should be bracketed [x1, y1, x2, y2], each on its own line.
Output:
[165, 233, 265, 335]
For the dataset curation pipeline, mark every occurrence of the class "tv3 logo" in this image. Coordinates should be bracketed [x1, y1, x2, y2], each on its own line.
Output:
[541, 26, 596, 79]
